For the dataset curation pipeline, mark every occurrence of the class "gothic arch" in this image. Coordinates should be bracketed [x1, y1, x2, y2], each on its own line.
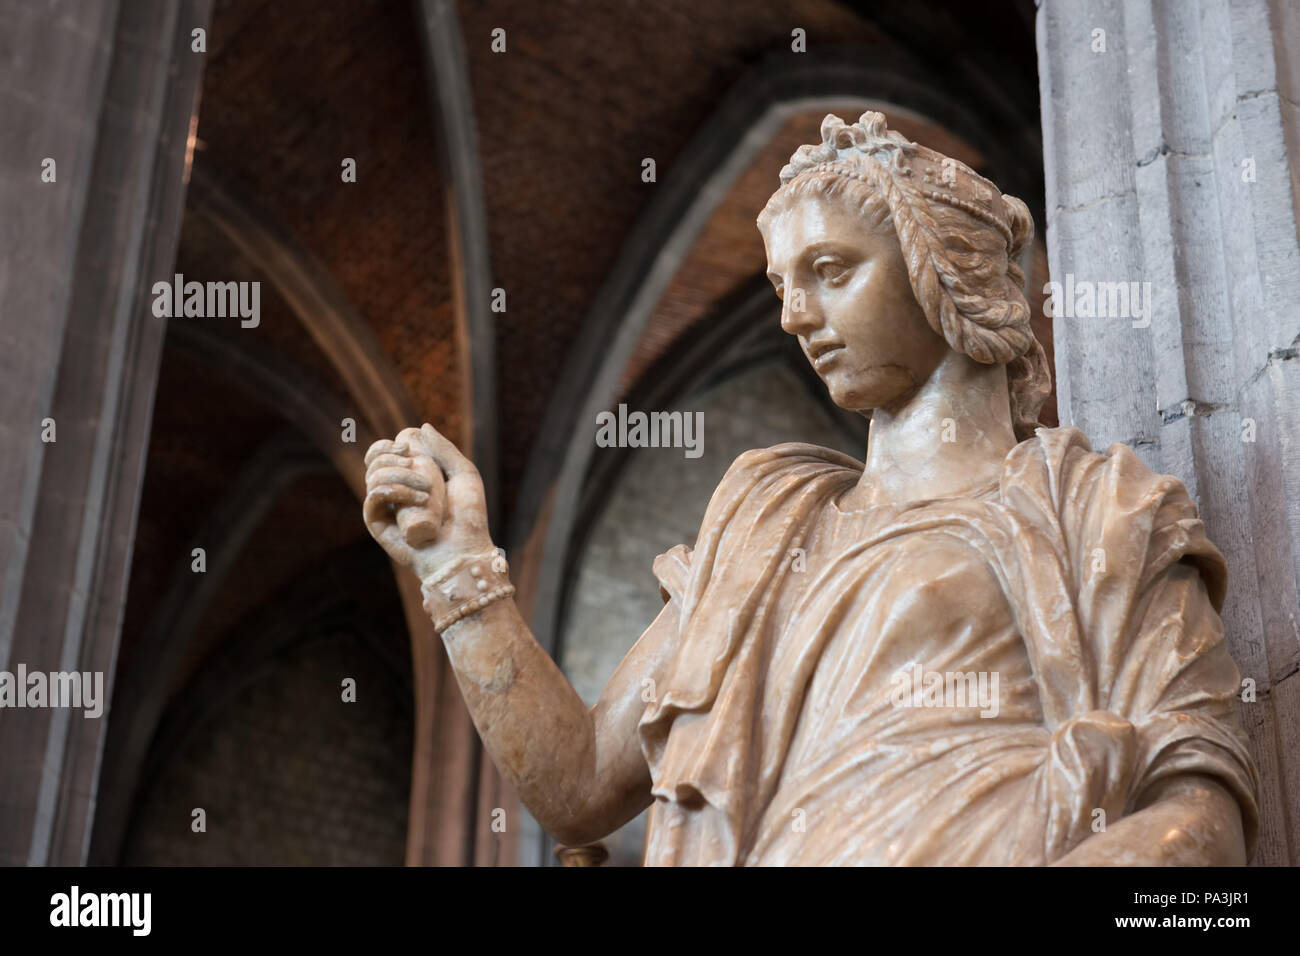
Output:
[90, 177, 481, 866]
[505, 49, 1044, 865]
[509, 49, 1043, 657]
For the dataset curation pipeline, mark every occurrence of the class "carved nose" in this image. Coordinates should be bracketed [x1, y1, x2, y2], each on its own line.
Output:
[780, 293, 820, 336]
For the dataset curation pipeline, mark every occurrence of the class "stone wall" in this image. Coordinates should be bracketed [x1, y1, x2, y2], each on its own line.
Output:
[122, 631, 411, 866]
[1038, 0, 1300, 864]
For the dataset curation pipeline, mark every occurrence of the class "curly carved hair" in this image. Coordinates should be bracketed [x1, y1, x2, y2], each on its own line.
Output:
[759, 112, 1051, 441]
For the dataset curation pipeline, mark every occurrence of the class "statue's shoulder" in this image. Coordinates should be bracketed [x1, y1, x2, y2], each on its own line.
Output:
[1007, 425, 1192, 504]
[718, 441, 864, 489]
[1004, 425, 1225, 608]
[705, 440, 863, 528]
[654, 443, 862, 604]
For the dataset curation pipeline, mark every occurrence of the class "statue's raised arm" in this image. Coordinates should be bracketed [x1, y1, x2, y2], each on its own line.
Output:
[363, 424, 667, 846]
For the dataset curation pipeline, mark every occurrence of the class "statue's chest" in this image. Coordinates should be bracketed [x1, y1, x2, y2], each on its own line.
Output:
[772, 510, 1034, 719]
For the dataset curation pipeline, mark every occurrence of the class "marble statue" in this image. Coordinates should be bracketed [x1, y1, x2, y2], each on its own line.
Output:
[364, 112, 1259, 865]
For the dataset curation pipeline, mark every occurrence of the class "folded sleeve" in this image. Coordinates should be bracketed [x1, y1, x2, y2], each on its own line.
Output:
[1109, 558, 1261, 849]
[653, 543, 693, 606]
[1053, 431, 1260, 852]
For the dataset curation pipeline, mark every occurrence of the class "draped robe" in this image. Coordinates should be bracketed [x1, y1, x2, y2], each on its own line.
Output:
[635, 426, 1260, 865]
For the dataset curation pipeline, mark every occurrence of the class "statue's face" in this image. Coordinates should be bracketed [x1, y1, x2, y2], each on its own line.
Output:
[761, 189, 950, 414]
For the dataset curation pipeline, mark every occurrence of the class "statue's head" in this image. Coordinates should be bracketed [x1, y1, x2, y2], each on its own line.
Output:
[758, 111, 1050, 440]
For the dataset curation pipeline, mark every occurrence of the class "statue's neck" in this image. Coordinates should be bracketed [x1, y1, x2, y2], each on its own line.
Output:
[844, 352, 1017, 509]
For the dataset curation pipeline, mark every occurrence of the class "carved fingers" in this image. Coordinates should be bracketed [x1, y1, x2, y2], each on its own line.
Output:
[364, 438, 408, 468]
[363, 426, 484, 566]
[363, 439, 431, 554]
[364, 440, 430, 498]
[420, 423, 473, 477]
[419, 423, 488, 525]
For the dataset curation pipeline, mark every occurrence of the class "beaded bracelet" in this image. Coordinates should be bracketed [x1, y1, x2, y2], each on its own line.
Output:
[433, 583, 516, 633]
[421, 549, 514, 633]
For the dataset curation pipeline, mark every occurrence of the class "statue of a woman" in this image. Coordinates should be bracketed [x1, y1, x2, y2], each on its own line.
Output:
[364, 112, 1259, 865]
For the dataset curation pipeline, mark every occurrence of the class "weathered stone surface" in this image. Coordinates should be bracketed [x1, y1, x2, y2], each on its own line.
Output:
[0, 0, 210, 865]
[1039, 0, 1300, 864]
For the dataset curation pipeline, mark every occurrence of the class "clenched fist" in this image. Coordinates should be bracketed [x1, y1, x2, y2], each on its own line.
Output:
[363, 423, 493, 580]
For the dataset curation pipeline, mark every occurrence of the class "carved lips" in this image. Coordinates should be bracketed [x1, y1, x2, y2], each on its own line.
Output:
[807, 338, 846, 370]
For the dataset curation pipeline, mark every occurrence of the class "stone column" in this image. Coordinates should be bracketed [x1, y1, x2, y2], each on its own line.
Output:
[0, 0, 210, 865]
[1038, 0, 1300, 864]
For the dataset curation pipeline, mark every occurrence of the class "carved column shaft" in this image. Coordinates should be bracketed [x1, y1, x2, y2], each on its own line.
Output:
[0, 0, 211, 865]
[1038, 0, 1300, 864]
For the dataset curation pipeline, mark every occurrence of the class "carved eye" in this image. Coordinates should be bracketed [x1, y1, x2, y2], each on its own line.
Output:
[813, 255, 849, 284]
